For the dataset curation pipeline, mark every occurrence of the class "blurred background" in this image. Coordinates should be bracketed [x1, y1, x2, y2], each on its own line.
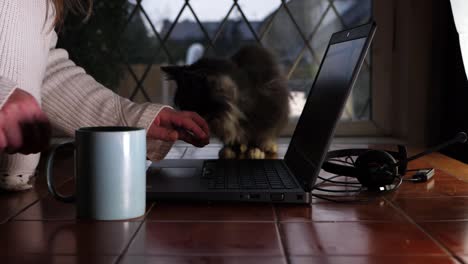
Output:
[57, 0, 468, 163]
[58, 0, 371, 124]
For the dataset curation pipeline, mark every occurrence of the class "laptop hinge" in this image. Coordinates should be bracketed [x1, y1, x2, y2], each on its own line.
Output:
[281, 160, 310, 192]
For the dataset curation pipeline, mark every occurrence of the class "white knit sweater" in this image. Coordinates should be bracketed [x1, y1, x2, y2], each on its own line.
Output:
[0, 0, 172, 190]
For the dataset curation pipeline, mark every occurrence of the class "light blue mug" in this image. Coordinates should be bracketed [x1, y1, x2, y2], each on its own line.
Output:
[46, 126, 147, 220]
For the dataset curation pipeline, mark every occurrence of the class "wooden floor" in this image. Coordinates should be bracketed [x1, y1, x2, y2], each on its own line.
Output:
[1, 139, 468, 263]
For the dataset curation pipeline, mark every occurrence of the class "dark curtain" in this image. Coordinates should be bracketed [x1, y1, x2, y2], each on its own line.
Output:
[431, 0, 468, 163]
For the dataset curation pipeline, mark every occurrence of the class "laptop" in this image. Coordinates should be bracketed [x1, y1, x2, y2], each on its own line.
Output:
[147, 22, 377, 204]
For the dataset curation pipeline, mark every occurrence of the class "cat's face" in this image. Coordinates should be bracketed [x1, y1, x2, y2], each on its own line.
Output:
[161, 62, 237, 122]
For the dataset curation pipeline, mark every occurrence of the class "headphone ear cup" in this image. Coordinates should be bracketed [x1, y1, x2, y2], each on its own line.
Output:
[354, 150, 398, 190]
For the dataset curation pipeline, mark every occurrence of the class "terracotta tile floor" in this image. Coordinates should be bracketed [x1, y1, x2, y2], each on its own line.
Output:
[2, 140, 468, 263]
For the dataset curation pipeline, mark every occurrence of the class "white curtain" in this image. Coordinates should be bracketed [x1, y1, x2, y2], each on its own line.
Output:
[450, 0, 468, 79]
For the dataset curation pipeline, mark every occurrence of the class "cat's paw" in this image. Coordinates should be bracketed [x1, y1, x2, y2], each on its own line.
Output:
[239, 144, 248, 153]
[247, 148, 266, 159]
[219, 146, 237, 159]
[263, 142, 278, 154]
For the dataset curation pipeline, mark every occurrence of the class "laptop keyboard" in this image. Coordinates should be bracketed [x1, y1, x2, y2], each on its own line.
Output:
[202, 160, 298, 189]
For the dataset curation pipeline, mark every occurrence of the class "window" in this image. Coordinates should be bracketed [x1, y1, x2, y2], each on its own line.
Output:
[58, 0, 374, 136]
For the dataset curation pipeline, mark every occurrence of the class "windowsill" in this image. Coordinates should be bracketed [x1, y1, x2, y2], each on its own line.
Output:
[51, 136, 405, 147]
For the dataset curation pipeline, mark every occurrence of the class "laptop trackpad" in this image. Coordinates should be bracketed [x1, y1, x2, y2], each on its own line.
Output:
[149, 167, 203, 192]
[161, 168, 197, 178]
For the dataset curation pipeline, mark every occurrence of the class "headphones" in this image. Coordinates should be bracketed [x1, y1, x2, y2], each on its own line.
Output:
[322, 132, 468, 191]
[322, 145, 408, 191]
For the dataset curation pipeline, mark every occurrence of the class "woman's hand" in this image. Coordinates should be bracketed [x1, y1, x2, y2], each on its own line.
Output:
[148, 108, 210, 147]
[0, 89, 51, 154]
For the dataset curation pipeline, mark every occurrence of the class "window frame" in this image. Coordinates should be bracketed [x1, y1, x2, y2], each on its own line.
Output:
[281, 0, 395, 137]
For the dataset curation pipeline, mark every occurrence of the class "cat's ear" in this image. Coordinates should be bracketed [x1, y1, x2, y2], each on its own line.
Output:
[161, 66, 185, 80]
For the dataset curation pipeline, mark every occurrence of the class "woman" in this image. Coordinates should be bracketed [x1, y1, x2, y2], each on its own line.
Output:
[0, 0, 210, 191]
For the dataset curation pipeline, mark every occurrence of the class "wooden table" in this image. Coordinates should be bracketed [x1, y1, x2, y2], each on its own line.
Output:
[1, 140, 468, 264]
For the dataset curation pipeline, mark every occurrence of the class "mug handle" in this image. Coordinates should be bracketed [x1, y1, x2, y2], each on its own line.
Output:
[46, 142, 76, 203]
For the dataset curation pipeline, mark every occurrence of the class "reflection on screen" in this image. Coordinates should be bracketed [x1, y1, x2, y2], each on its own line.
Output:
[285, 38, 367, 188]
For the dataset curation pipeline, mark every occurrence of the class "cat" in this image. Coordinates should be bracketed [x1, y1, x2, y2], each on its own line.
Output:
[161, 45, 289, 159]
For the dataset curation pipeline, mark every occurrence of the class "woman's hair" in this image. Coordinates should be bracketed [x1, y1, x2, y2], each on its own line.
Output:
[51, 0, 93, 27]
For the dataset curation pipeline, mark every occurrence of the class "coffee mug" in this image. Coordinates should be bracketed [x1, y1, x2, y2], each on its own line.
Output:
[46, 126, 147, 220]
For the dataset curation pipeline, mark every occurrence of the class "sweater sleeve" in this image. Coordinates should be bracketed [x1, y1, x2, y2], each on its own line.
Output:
[0, 1, 19, 109]
[0, 77, 17, 110]
[41, 32, 173, 161]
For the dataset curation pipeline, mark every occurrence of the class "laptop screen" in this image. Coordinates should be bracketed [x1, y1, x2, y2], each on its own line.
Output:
[284, 33, 371, 190]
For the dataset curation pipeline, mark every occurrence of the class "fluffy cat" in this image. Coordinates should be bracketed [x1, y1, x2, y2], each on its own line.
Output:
[161, 45, 289, 159]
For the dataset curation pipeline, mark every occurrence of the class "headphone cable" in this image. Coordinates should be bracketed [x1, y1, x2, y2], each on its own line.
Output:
[311, 174, 403, 203]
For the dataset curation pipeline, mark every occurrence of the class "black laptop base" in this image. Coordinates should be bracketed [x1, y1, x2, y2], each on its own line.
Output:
[146, 189, 311, 204]
[146, 159, 310, 204]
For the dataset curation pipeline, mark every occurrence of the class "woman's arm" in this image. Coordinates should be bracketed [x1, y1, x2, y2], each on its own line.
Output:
[0, 78, 17, 109]
[41, 32, 173, 161]
[0, 1, 51, 155]
[0, 0, 19, 108]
